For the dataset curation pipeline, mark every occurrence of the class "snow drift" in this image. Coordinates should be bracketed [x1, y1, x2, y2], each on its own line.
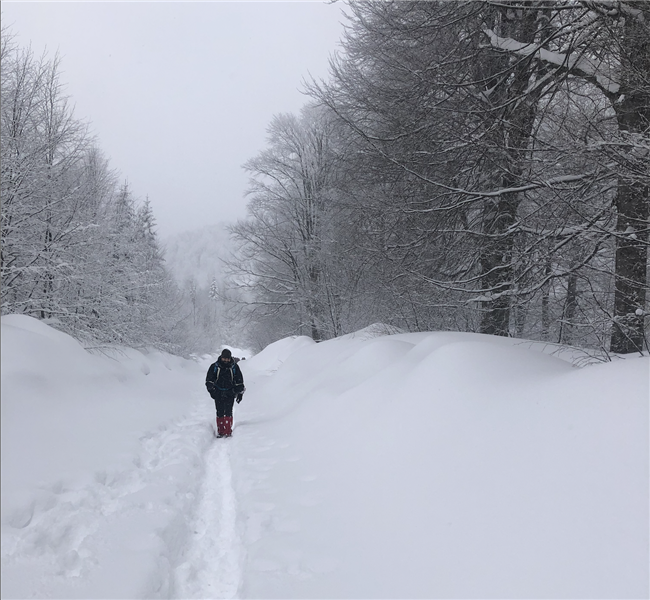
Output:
[1, 315, 648, 599]
[237, 330, 649, 599]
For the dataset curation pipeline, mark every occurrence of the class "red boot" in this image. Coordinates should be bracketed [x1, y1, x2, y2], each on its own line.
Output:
[223, 416, 233, 437]
[216, 416, 227, 438]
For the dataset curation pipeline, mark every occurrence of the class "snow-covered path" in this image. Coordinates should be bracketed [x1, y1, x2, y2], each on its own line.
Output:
[2, 399, 215, 598]
[173, 426, 244, 599]
[2, 383, 249, 599]
[2, 316, 648, 598]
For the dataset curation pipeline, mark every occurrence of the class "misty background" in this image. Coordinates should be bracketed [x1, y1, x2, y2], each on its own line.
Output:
[2, 2, 346, 238]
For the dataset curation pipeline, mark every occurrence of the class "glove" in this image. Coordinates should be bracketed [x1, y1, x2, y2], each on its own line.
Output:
[236, 393, 243, 404]
[206, 381, 216, 393]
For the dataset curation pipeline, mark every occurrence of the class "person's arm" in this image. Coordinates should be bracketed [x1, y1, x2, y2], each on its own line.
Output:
[206, 364, 217, 392]
[233, 364, 245, 396]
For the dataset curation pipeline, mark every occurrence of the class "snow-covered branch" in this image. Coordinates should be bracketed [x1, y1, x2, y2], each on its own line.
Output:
[482, 28, 621, 94]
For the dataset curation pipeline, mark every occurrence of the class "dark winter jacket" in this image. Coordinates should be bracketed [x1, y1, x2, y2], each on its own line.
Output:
[205, 357, 244, 397]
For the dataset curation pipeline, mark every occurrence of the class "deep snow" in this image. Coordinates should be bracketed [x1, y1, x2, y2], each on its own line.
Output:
[1, 315, 648, 599]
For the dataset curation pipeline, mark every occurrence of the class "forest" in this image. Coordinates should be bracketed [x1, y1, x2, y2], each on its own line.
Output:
[1, 26, 188, 352]
[2, 1, 649, 357]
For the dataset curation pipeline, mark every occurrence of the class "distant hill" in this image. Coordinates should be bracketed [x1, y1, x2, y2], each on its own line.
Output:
[161, 223, 234, 287]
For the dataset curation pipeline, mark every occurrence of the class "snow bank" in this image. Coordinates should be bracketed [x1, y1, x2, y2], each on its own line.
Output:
[233, 330, 649, 599]
[1, 315, 197, 496]
[1, 315, 209, 599]
[245, 335, 315, 374]
[2, 318, 647, 599]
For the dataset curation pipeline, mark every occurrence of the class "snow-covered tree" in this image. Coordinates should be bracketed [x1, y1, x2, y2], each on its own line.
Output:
[300, 0, 648, 353]
[231, 106, 355, 342]
[1, 29, 187, 354]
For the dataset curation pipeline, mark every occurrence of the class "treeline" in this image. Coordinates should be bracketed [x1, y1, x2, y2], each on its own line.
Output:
[163, 225, 246, 354]
[232, 1, 649, 355]
[1, 29, 186, 352]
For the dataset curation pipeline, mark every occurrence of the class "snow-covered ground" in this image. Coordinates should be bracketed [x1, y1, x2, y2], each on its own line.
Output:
[1, 315, 648, 599]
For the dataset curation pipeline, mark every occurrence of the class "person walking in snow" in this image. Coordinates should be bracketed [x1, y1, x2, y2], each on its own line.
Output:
[205, 349, 245, 438]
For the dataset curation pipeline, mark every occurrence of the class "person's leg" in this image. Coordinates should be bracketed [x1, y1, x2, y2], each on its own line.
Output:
[223, 394, 235, 436]
[214, 392, 227, 436]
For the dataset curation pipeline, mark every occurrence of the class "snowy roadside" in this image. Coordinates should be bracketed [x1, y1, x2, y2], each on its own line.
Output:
[1, 316, 222, 598]
[229, 330, 649, 599]
[2, 316, 648, 598]
[2, 404, 215, 598]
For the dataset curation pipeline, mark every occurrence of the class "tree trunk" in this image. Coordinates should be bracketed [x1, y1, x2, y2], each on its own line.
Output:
[610, 8, 650, 353]
[479, 193, 519, 336]
[559, 270, 578, 345]
[541, 257, 552, 340]
[479, 5, 542, 337]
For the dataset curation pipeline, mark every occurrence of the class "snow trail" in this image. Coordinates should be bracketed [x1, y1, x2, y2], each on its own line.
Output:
[173, 435, 244, 599]
[1, 401, 215, 598]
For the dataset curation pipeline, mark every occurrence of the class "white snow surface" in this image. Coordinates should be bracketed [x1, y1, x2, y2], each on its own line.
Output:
[1, 314, 648, 599]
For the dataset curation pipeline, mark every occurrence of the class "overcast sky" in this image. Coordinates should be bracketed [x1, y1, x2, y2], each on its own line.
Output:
[2, 1, 347, 239]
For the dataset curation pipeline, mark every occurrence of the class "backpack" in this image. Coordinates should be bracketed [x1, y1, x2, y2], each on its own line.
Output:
[213, 362, 237, 390]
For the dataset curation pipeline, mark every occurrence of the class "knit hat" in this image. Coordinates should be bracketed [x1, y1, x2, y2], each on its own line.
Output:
[220, 348, 232, 358]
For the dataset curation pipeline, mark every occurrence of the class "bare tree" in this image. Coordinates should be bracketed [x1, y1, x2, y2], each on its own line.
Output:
[303, 0, 647, 353]
[482, 0, 649, 351]
[231, 106, 352, 342]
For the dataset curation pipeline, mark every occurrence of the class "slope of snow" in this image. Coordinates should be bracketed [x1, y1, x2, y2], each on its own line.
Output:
[1, 315, 213, 598]
[2, 315, 648, 599]
[236, 331, 648, 599]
